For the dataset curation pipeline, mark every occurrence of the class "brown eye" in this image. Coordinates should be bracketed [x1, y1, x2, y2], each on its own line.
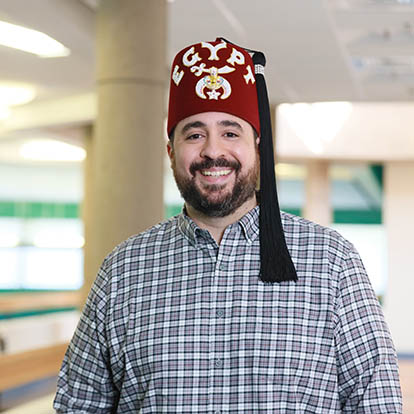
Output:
[186, 133, 202, 140]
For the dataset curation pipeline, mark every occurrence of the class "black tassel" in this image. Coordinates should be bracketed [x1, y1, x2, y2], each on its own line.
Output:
[252, 52, 298, 284]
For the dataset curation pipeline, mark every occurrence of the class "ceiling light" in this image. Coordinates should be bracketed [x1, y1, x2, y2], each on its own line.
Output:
[278, 102, 353, 155]
[0, 106, 11, 120]
[352, 56, 414, 76]
[20, 139, 86, 162]
[0, 20, 70, 58]
[371, 0, 414, 4]
[0, 84, 36, 107]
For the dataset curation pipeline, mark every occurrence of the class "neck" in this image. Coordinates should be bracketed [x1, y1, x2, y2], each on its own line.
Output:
[185, 195, 258, 244]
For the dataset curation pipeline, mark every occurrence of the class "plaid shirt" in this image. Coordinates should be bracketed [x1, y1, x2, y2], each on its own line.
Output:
[54, 207, 402, 413]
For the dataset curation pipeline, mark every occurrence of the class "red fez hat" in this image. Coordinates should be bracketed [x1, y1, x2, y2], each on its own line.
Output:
[167, 38, 260, 135]
[167, 38, 298, 284]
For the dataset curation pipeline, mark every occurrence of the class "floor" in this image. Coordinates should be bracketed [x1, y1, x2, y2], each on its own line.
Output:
[1, 394, 54, 414]
[401, 359, 414, 413]
[1, 361, 413, 413]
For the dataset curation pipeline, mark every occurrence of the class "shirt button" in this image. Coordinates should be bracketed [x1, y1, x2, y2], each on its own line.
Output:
[216, 309, 224, 318]
[219, 263, 226, 271]
[214, 358, 223, 368]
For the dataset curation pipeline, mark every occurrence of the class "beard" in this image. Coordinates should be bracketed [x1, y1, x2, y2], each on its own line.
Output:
[172, 157, 258, 218]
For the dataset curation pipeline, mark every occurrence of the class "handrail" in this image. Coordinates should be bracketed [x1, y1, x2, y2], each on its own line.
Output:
[0, 291, 81, 314]
[0, 343, 68, 392]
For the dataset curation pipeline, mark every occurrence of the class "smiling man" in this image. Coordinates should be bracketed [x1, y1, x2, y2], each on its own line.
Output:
[54, 39, 401, 413]
[168, 112, 259, 240]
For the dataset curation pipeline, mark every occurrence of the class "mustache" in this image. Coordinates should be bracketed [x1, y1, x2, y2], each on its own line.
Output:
[189, 158, 241, 176]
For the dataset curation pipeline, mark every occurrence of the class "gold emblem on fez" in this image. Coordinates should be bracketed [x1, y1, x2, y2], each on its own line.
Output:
[195, 67, 231, 100]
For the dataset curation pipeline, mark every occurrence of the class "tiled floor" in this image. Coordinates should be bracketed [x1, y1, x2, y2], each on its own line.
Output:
[2, 360, 413, 413]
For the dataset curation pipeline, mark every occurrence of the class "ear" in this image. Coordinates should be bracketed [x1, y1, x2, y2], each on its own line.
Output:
[255, 136, 260, 156]
[167, 141, 174, 164]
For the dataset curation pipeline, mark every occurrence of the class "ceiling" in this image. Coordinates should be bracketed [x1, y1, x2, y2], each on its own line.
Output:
[0, 0, 413, 160]
[170, 0, 414, 103]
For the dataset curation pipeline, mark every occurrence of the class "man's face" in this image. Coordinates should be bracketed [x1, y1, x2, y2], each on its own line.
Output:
[167, 112, 259, 217]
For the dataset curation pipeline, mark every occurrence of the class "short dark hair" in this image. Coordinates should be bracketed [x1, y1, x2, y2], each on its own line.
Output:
[168, 127, 176, 143]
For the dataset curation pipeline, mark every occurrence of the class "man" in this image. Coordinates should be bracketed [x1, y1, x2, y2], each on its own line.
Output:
[54, 39, 402, 413]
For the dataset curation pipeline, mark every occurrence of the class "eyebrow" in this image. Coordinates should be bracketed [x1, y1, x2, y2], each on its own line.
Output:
[180, 121, 207, 134]
[180, 119, 243, 135]
[217, 120, 243, 131]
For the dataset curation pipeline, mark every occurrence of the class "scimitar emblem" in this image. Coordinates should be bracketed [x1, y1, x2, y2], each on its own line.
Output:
[195, 67, 232, 100]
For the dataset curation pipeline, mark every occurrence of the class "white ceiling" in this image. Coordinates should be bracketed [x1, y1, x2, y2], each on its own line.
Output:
[0, 0, 414, 160]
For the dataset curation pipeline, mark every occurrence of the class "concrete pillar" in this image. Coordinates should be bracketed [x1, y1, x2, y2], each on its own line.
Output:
[303, 160, 331, 226]
[84, 0, 166, 297]
[82, 125, 94, 305]
[383, 162, 414, 353]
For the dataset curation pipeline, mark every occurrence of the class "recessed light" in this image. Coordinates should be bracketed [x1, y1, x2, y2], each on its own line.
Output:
[0, 20, 70, 58]
[0, 106, 11, 120]
[0, 84, 36, 107]
[20, 139, 86, 162]
[278, 102, 353, 155]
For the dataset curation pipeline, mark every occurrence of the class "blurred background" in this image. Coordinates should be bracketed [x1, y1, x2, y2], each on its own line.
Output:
[0, 0, 412, 412]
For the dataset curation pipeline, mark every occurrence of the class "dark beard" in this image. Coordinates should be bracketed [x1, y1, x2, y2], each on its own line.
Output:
[172, 157, 258, 218]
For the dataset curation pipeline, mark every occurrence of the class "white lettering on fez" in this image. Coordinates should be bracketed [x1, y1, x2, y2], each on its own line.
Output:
[227, 48, 245, 66]
[191, 64, 235, 77]
[172, 65, 184, 86]
[201, 41, 227, 61]
[191, 63, 208, 77]
[244, 65, 255, 85]
[183, 47, 202, 67]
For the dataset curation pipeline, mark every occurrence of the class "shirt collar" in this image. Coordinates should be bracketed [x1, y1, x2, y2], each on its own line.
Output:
[177, 207, 203, 247]
[177, 204, 260, 246]
[238, 204, 260, 243]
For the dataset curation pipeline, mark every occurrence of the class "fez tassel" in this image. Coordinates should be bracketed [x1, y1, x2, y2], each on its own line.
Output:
[252, 52, 298, 283]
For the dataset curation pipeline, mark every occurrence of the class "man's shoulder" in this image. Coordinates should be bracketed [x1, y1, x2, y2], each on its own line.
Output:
[280, 210, 353, 252]
[103, 215, 182, 265]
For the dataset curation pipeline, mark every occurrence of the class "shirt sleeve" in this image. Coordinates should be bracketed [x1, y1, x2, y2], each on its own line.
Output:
[335, 243, 402, 413]
[53, 264, 118, 413]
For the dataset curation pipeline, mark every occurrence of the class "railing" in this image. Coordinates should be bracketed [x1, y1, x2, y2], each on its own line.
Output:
[0, 291, 81, 317]
[0, 291, 79, 396]
[0, 342, 68, 392]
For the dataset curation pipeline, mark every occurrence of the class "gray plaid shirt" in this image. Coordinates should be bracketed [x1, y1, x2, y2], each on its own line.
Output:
[54, 206, 402, 413]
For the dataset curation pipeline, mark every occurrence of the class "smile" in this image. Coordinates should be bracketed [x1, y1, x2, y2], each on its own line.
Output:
[200, 170, 232, 177]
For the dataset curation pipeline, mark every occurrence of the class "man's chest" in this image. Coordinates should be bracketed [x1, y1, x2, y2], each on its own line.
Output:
[123, 276, 335, 387]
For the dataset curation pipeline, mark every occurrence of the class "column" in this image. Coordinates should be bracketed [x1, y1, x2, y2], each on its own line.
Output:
[83, 0, 166, 300]
[383, 161, 414, 354]
[82, 125, 94, 305]
[303, 160, 332, 226]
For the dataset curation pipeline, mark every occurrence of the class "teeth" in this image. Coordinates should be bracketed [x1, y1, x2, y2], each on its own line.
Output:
[201, 170, 231, 177]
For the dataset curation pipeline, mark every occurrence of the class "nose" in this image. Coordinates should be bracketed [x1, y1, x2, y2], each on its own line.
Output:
[199, 135, 225, 159]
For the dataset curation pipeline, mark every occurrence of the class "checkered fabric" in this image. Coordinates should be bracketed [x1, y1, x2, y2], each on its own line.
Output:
[54, 207, 402, 413]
